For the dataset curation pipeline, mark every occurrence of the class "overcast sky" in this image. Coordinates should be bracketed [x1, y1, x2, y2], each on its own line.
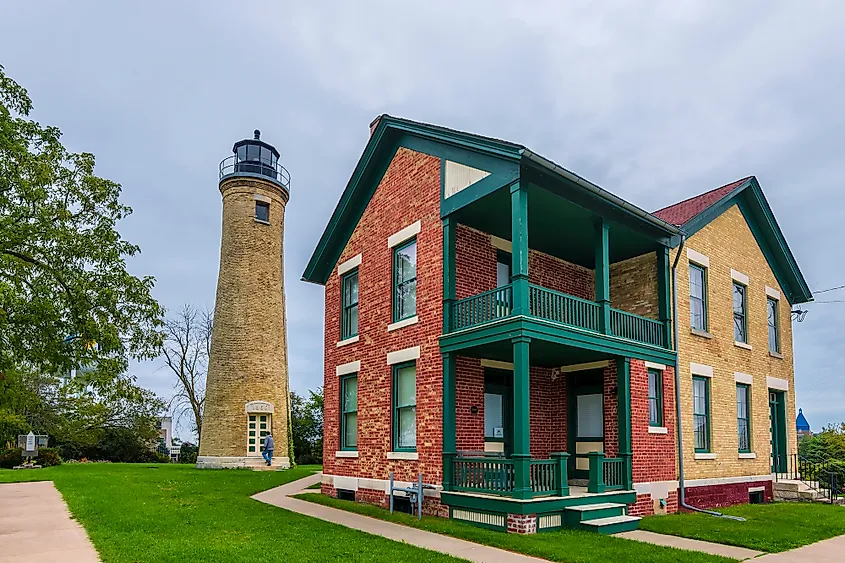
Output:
[3, 1, 844, 439]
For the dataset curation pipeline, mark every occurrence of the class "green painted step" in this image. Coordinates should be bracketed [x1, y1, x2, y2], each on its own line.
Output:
[578, 515, 641, 535]
[563, 502, 626, 526]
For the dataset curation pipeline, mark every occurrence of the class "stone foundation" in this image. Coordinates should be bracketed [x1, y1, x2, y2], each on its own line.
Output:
[682, 479, 773, 509]
[196, 456, 291, 469]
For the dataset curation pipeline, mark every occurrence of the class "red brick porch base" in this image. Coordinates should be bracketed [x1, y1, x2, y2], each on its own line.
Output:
[321, 484, 448, 517]
[506, 513, 538, 534]
[682, 480, 773, 509]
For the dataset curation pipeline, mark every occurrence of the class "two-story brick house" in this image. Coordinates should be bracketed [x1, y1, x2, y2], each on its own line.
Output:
[302, 116, 812, 534]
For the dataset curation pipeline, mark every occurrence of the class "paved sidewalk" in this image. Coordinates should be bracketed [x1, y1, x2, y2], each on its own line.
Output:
[253, 473, 548, 563]
[617, 530, 762, 560]
[754, 534, 845, 562]
[0, 481, 100, 563]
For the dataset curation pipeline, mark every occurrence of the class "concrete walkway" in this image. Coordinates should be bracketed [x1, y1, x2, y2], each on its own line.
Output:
[617, 530, 762, 560]
[754, 534, 845, 562]
[253, 473, 547, 563]
[0, 481, 100, 563]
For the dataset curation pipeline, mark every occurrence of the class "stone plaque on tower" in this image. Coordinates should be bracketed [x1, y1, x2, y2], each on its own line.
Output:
[197, 130, 292, 470]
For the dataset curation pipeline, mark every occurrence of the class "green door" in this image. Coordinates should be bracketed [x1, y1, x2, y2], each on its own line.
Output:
[567, 370, 605, 479]
[484, 369, 513, 457]
[769, 391, 787, 473]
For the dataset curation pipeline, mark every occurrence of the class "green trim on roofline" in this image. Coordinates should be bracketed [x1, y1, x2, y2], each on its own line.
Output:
[670, 176, 813, 305]
[301, 115, 680, 285]
[441, 489, 637, 515]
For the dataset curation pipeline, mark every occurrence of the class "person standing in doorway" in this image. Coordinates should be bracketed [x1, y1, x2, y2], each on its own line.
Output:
[262, 433, 274, 466]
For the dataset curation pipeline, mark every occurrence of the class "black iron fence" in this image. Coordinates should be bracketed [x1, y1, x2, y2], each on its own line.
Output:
[780, 453, 845, 503]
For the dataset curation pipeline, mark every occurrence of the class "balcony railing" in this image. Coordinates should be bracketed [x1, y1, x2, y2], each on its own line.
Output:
[450, 453, 570, 498]
[450, 283, 668, 349]
[588, 452, 631, 493]
[451, 285, 512, 331]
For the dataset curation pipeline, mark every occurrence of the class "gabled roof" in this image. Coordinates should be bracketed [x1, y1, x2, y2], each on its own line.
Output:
[796, 408, 810, 432]
[654, 176, 813, 305]
[302, 114, 680, 285]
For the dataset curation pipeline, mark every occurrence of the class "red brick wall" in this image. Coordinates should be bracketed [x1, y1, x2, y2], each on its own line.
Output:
[455, 225, 594, 300]
[683, 480, 773, 509]
[631, 360, 677, 483]
[322, 147, 443, 485]
[530, 367, 567, 458]
[603, 362, 619, 458]
[455, 356, 484, 452]
[628, 490, 679, 516]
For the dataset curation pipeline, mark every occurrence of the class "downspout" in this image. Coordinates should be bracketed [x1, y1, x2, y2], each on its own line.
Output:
[672, 234, 745, 521]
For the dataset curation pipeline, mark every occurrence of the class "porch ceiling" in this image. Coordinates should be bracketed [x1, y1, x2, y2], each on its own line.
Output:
[454, 184, 662, 268]
[454, 338, 613, 368]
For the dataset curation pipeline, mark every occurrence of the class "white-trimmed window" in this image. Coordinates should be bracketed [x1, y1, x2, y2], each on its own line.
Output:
[689, 263, 708, 331]
[248, 413, 271, 456]
[767, 297, 780, 353]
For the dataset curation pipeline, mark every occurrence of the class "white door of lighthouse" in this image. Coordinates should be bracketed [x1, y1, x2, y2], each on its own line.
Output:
[247, 414, 271, 456]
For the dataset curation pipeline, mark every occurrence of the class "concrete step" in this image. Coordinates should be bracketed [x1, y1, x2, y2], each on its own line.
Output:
[563, 503, 626, 525]
[579, 514, 641, 535]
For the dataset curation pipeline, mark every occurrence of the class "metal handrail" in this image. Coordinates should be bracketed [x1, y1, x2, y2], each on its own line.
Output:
[781, 453, 844, 504]
[219, 155, 291, 189]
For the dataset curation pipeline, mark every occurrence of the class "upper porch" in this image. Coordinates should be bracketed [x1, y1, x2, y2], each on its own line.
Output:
[440, 156, 679, 365]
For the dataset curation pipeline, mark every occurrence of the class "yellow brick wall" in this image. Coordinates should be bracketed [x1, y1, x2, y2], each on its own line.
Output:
[200, 177, 291, 459]
[673, 204, 796, 479]
[610, 252, 659, 319]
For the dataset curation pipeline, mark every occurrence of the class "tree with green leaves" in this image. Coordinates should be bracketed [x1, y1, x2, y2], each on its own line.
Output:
[290, 388, 323, 465]
[0, 64, 163, 387]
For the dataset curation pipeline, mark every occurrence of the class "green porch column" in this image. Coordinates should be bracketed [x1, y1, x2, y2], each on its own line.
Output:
[442, 215, 456, 333]
[510, 182, 529, 316]
[617, 357, 633, 490]
[657, 246, 672, 348]
[512, 336, 532, 499]
[595, 219, 610, 333]
[442, 352, 456, 491]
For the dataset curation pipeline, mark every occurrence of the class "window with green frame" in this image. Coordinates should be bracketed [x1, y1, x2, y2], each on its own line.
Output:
[767, 297, 780, 353]
[689, 263, 707, 331]
[393, 362, 416, 451]
[341, 269, 358, 340]
[737, 383, 750, 453]
[733, 282, 747, 343]
[392, 238, 417, 322]
[648, 368, 663, 426]
[693, 376, 710, 452]
[340, 375, 357, 450]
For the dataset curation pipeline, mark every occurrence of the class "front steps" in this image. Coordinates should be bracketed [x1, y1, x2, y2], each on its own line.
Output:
[564, 502, 641, 534]
[773, 479, 826, 501]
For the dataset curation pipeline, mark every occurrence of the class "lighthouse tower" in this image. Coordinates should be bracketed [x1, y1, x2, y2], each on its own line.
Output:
[197, 130, 291, 469]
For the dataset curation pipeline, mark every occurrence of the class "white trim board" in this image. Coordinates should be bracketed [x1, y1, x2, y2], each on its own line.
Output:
[767, 376, 789, 391]
[481, 359, 514, 370]
[387, 221, 421, 248]
[559, 360, 610, 373]
[387, 315, 418, 332]
[338, 254, 362, 276]
[734, 372, 753, 385]
[322, 473, 441, 497]
[690, 362, 713, 377]
[387, 346, 420, 365]
[489, 235, 512, 252]
[731, 269, 750, 285]
[336, 361, 360, 376]
[766, 286, 781, 300]
[645, 361, 666, 371]
[686, 248, 710, 268]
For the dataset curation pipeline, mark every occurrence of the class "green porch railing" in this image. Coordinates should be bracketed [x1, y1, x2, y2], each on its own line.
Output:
[587, 452, 631, 493]
[451, 456, 569, 497]
[529, 284, 600, 332]
[451, 285, 513, 331]
[610, 308, 665, 348]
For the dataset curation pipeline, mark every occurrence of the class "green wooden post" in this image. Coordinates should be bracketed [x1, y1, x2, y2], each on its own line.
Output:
[442, 216, 456, 333]
[595, 219, 610, 334]
[510, 182, 529, 316]
[551, 452, 570, 497]
[442, 352, 456, 492]
[657, 245, 672, 348]
[587, 451, 606, 493]
[617, 357, 633, 490]
[512, 336, 532, 499]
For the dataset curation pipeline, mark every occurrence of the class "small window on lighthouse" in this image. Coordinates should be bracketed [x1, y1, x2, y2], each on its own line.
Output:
[255, 201, 270, 223]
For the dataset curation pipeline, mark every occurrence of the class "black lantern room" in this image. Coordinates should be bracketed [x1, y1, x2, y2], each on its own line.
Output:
[219, 130, 290, 190]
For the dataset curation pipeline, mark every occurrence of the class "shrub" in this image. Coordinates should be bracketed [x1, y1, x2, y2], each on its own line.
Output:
[152, 451, 171, 463]
[179, 442, 198, 464]
[36, 447, 62, 467]
[0, 448, 23, 469]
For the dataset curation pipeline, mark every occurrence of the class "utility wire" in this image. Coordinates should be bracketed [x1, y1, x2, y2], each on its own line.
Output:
[813, 284, 845, 294]
[810, 300, 845, 304]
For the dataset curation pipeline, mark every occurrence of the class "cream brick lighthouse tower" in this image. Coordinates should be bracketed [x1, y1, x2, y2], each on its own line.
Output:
[197, 130, 291, 469]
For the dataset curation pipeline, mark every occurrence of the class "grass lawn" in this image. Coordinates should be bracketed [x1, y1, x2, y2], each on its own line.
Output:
[0, 464, 460, 563]
[641, 501, 845, 553]
[294, 492, 736, 563]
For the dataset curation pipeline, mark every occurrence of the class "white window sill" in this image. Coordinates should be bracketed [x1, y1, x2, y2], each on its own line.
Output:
[335, 451, 359, 458]
[388, 315, 418, 332]
[254, 218, 271, 225]
[648, 426, 668, 434]
[386, 452, 418, 460]
[734, 341, 752, 351]
[691, 328, 713, 339]
[739, 452, 757, 459]
[695, 453, 717, 460]
[336, 335, 359, 348]
[769, 351, 784, 359]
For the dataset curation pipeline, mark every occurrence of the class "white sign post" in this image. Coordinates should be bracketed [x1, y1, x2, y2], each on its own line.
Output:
[15, 432, 48, 469]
